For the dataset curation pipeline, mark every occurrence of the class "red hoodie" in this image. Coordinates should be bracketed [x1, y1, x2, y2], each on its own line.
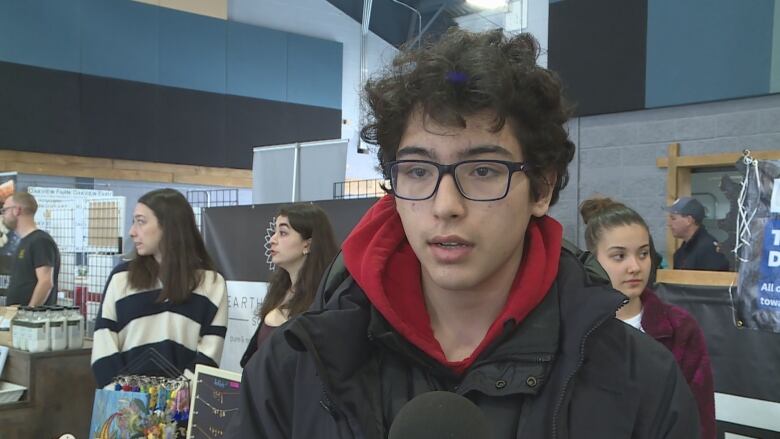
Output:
[341, 195, 562, 374]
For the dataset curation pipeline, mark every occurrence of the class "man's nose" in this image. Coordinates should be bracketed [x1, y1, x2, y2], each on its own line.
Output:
[431, 174, 466, 220]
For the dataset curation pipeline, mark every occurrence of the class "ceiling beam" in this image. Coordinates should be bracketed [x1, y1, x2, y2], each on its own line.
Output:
[418, 0, 456, 14]
[409, 2, 448, 46]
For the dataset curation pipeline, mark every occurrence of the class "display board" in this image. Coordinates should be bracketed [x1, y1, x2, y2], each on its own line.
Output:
[187, 364, 242, 439]
[252, 139, 349, 204]
[27, 187, 125, 253]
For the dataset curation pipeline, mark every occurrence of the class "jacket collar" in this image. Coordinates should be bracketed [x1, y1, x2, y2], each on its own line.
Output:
[681, 224, 707, 249]
[640, 289, 674, 340]
[282, 249, 631, 439]
[284, 248, 627, 398]
[366, 279, 561, 397]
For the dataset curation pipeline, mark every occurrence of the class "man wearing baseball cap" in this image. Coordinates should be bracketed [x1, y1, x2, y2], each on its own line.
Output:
[666, 197, 729, 271]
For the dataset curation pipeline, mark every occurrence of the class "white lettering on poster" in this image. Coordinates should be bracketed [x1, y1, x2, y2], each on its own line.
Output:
[769, 228, 780, 268]
[771, 178, 780, 213]
[770, 251, 780, 268]
[221, 280, 267, 373]
[759, 283, 780, 293]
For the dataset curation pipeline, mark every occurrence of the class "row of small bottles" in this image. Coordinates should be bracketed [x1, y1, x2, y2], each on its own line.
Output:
[11, 306, 84, 353]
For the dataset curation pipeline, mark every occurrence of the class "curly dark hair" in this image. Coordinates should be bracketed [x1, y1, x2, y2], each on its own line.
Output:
[361, 28, 575, 205]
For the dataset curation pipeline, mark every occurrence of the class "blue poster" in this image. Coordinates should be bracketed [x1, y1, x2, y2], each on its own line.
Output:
[757, 218, 780, 310]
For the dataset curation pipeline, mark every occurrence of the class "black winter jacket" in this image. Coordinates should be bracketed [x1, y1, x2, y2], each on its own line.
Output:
[227, 249, 699, 438]
[673, 225, 730, 271]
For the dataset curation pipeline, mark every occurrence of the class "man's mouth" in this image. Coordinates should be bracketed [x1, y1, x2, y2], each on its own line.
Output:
[427, 236, 474, 263]
[428, 235, 473, 247]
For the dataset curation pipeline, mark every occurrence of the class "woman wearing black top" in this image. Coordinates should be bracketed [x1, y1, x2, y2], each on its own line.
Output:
[240, 203, 337, 367]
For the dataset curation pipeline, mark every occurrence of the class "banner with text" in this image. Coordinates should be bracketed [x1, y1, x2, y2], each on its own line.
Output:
[735, 160, 780, 333]
[221, 281, 266, 372]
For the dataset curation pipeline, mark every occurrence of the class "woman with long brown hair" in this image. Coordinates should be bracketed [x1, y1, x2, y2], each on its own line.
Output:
[91, 188, 228, 387]
[240, 203, 337, 367]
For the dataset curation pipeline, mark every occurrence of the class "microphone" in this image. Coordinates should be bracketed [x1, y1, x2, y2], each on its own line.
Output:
[388, 391, 491, 439]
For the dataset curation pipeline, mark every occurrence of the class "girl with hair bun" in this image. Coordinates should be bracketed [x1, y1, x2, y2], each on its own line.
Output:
[580, 197, 716, 439]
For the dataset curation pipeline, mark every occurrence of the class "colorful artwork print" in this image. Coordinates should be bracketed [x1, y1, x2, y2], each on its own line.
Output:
[89, 389, 150, 439]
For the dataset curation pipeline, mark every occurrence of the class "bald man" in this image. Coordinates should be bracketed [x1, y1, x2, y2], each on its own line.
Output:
[2, 192, 60, 306]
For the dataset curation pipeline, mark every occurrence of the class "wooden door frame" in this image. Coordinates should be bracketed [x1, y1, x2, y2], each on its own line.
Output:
[656, 144, 780, 286]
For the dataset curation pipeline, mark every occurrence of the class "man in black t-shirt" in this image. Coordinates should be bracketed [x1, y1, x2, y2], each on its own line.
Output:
[2, 192, 60, 306]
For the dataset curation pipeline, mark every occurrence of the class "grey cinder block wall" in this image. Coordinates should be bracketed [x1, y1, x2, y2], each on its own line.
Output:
[548, 93, 780, 258]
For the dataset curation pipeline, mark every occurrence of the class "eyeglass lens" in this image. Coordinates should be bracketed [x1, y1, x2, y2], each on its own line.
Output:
[391, 161, 512, 201]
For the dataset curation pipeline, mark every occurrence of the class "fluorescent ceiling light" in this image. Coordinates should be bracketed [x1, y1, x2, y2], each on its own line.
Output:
[466, 0, 509, 9]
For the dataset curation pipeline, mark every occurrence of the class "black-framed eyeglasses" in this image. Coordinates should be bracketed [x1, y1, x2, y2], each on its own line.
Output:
[384, 159, 530, 201]
[0, 205, 17, 214]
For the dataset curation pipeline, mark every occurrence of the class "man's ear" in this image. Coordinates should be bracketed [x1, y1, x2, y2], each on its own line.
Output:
[531, 172, 556, 217]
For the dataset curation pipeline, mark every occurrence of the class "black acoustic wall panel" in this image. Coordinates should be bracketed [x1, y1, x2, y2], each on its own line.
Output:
[80, 72, 159, 162]
[0, 61, 341, 170]
[548, 0, 648, 116]
[224, 96, 342, 169]
[156, 85, 226, 167]
[0, 62, 81, 154]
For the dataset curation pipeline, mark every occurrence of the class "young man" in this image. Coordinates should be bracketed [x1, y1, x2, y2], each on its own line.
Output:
[2, 192, 60, 306]
[229, 29, 699, 438]
[666, 196, 730, 271]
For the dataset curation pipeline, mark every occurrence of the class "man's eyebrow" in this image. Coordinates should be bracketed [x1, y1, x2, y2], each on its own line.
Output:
[397, 146, 435, 160]
[396, 144, 515, 161]
[457, 145, 514, 160]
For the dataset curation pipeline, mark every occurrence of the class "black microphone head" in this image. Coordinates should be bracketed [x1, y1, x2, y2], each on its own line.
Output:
[388, 391, 491, 439]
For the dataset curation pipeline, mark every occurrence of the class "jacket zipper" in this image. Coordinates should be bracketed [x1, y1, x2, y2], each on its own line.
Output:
[550, 311, 617, 439]
[319, 386, 341, 421]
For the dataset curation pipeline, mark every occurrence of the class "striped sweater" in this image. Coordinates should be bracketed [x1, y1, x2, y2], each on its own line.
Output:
[91, 262, 228, 387]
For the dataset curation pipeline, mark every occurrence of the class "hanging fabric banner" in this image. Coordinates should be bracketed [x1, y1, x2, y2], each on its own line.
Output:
[734, 155, 780, 333]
